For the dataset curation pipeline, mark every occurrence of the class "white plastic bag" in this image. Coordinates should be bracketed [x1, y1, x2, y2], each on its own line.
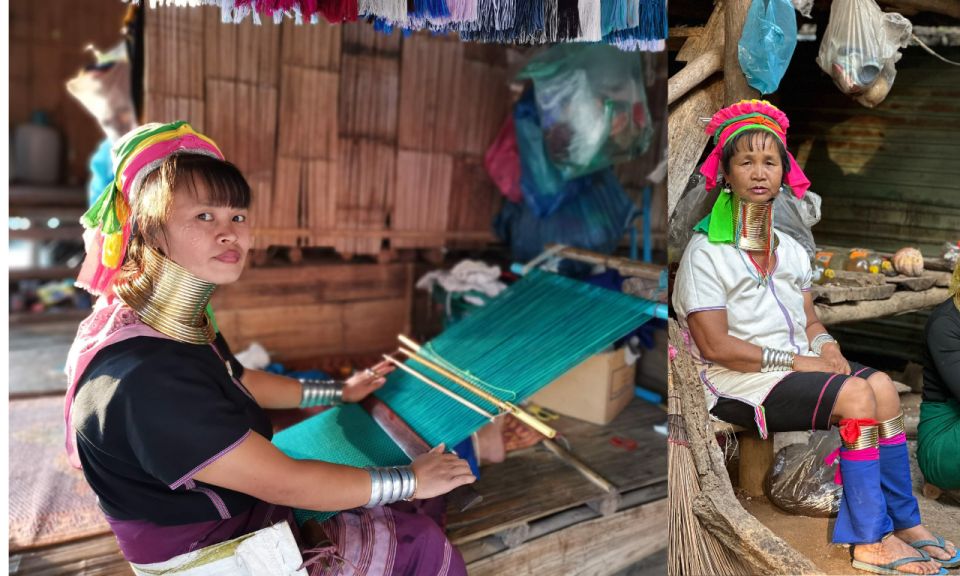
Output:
[816, 0, 911, 107]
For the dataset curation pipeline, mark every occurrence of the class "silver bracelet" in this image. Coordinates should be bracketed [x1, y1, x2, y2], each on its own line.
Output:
[298, 378, 344, 408]
[761, 347, 795, 372]
[364, 466, 417, 508]
[810, 333, 838, 356]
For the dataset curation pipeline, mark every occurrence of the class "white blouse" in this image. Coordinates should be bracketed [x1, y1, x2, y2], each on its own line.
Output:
[673, 230, 816, 437]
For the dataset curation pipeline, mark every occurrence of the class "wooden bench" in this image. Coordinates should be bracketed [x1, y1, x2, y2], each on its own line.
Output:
[712, 420, 774, 498]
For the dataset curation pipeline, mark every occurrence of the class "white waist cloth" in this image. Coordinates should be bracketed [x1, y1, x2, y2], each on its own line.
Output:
[130, 522, 306, 576]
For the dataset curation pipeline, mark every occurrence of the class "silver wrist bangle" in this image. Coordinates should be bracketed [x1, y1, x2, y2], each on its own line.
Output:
[299, 378, 344, 408]
[811, 333, 837, 356]
[364, 466, 417, 508]
[761, 347, 795, 372]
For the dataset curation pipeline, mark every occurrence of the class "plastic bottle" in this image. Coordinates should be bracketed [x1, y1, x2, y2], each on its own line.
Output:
[13, 111, 62, 185]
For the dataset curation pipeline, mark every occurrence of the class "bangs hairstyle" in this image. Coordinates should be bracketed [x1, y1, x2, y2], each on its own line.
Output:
[720, 129, 792, 176]
[113, 153, 251, 286]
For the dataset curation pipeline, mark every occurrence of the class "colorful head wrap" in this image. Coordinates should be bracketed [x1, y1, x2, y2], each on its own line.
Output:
[76, 122, 224, 296]
[694, 100, 811, 243]
[699, 99, 809, 198]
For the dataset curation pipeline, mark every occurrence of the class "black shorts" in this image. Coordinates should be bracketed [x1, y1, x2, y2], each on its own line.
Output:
[710, 362, 878, 432]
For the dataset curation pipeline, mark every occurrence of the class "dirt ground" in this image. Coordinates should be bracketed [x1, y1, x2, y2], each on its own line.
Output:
[741, 440, 960, 575]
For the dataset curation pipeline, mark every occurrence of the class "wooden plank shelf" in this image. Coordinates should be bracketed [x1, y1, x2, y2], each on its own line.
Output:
[9, 267, 80, 281]
[9, 186, 86, 208]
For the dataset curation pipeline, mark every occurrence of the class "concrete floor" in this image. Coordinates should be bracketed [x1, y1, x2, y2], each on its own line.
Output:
[9, 320, 78, 396]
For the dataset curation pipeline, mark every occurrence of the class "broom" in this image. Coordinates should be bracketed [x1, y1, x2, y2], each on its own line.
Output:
[667, 367, 744, 576]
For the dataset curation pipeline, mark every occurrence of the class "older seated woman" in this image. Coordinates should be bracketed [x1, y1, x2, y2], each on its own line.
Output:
[672, 100, 956, 575]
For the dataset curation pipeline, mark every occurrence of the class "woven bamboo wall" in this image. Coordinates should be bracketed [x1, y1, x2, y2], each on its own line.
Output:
[9, 0, 130, 186]
[144, 7, 512, 258]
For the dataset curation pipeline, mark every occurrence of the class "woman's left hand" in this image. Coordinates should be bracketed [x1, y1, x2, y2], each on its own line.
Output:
[342, 360, 395, 403]
[819, 343, 851, 375]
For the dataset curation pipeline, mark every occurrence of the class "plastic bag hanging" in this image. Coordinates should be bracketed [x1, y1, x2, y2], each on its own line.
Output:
[816, 0, 912, 107]
[516, 44, 653, 181]
[737, 0, 798, 95]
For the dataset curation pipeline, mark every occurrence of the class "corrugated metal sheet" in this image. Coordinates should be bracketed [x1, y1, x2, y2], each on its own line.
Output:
[779, 43, 960, 365]
[780, 44, 960, 257]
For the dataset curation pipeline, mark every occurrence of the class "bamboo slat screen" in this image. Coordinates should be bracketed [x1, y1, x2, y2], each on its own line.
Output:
[145, 6, 513, 256]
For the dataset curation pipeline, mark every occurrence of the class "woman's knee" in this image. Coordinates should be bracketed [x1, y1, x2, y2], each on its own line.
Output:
[866, 371, 902, 416]
[834, 377, 877, 420]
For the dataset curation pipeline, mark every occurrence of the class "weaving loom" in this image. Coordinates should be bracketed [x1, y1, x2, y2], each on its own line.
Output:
[273, 269, 657, 524]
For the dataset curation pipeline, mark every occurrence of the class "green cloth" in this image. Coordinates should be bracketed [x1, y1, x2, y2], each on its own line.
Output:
[917, 399, 960, 490]
[693, 191, 735, 244]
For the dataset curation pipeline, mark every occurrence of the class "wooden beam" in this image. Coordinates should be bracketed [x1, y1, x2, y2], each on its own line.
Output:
[724, 0, 760, 104]
[877, 0, 960, 19]
[667, 79, 724, 223]
[677, 2, 725, 63]
[816, 288, 950, 326]
[668, 1, 726, 225]
[466, 499, 668, 576]
[668, 48, 723, 106]
[668, 25, 705, 39]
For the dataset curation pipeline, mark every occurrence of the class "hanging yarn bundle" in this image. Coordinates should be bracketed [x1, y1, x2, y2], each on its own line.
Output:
[273, 269, 658, 524]
[148, 0, 666, 51]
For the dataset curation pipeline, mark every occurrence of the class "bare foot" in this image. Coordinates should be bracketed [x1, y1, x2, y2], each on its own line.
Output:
[474, 419, 505, 465]
[895, 525, 957, 562]
[853, 535, 942, 575]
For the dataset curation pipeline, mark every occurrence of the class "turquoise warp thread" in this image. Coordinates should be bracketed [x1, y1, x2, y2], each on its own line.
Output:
[272, 269, 658, 525]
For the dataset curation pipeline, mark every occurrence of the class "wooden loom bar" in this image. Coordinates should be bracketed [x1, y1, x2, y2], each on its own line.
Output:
[381, 355, 496, 420]
[396, 337, 559, 439]
[542, 439, 617, 494]
[544, 245, 665, 281]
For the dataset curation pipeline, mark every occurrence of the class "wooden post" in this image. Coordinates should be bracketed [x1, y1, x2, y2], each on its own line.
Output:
[723, 0, 760, 105]
[738, 432, 775, 498]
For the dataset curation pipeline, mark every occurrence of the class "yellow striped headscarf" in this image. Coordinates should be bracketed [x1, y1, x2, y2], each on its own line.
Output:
[76, 122, 223, 296]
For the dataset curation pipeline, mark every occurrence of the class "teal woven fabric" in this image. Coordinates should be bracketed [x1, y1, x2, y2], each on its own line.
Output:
[273, 404, 409, 524]
[273, 269, 658, 525]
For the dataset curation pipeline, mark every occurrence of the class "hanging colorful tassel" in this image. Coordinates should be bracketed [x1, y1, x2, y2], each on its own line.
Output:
[447, 0, 478, 22]
[540, 0, 559, 42]
[513, 0, 546, 43]
[601, 0, 629, 36]
[412, 0, 450, 20]
[555, 0, 581, 40]
[577, 0, 602, 42]
[318, 0, 359, 22]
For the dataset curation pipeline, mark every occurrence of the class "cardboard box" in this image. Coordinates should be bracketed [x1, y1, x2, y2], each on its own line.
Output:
[530, 348, 636, 425]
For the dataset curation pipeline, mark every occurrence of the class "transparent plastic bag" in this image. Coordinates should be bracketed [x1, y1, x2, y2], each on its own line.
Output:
[667, 173, 713, 263]
[738, 0, 798, 95]
[493, 168, 638, 264]
[516, 44, 653, 181]
[484, 115, 524, 204]
[817, 0, 911, 105]
[513, 89, 576, 217]
[764, 430, 842, 517]
[774, 188, 821, 258]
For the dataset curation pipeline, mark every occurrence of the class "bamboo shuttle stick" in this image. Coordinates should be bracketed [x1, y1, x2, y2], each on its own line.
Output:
[396, 336, 558, 439]
[541, 438, 617, 494]
[381, 354, 495, 420]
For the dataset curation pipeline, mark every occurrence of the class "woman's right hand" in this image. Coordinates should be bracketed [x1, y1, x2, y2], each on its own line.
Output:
[792, 354, 839, 374]
[410, 444, 476, 500]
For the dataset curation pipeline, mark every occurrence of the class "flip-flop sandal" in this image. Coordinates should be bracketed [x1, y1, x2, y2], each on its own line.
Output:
[852, 557, 948, 575]
[851, 547, 948, 575]
[911, 535, 960, 569]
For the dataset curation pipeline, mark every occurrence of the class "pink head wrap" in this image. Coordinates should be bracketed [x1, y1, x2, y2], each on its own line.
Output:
[698, 100, 810, 198]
